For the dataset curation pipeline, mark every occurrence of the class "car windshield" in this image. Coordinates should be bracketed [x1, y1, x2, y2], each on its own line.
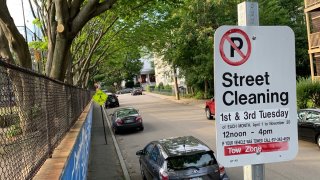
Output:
[167, 152, 217, 171]
[116, 109, 138, 118]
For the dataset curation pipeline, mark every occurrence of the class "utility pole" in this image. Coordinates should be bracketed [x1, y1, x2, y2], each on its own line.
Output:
[173, 66, 180, 100]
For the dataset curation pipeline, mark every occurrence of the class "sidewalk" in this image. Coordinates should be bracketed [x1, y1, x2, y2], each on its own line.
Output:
[87, 103, 124, 180]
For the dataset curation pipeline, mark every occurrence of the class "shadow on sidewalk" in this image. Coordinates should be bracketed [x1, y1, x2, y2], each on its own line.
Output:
[87, 103, 124, 180]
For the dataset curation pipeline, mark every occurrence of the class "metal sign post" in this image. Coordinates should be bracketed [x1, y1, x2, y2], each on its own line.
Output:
[100, 105, 107, 144]
[238, 2, 264, 180]
[93, 90, 108, 145]
[214, 2, 298, 180]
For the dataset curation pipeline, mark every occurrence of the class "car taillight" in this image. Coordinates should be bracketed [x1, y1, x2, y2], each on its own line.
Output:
[116, 118, 123, 125]
[159, 169, 168, 180]
[135, 116, 142, 122]
[219, 165, 225, 175]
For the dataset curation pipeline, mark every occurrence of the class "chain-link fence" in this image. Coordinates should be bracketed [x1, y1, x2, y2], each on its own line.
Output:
[0, 59, 92, 179]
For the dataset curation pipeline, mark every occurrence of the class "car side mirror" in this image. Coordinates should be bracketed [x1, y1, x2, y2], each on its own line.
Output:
[136, 150, 145, 156]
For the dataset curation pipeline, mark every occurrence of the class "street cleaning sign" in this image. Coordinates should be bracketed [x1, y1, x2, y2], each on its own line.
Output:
[214, 26, 298, 167]
[92, 89, 108, 106]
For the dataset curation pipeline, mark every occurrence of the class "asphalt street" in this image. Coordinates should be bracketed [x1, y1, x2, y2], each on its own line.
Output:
[89, 92, 320, 180]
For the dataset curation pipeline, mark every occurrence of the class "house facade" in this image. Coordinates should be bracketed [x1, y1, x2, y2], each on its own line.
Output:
[153, 54, 186, 88]
[134, 54, 156, 89]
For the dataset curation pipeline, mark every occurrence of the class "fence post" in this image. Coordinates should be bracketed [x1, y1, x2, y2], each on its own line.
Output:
[44, 80, 52, 157]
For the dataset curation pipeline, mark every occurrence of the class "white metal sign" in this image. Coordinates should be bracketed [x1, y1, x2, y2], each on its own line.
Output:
[214, 26, 298, 167]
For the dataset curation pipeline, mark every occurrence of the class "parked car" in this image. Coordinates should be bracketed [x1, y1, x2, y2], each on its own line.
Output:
[136, 136, 229, 180]
[131, 88, 143, 95]
[205, 98, 215, 120]
[178, 86, 186, 93]
[105, 93, 120, 108]
[110, 107, 144, 134]
[297, 108, 320, 148]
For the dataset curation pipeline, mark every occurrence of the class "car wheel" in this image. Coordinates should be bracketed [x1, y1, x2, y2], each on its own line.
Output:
[140, 163, 147, 180]
[139, 126, 144, 131]
[205, 107, 213, 120]
[317, 135, 320, 149]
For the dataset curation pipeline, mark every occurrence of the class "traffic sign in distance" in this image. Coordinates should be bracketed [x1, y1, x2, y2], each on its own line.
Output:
[93, 90, 108, 106]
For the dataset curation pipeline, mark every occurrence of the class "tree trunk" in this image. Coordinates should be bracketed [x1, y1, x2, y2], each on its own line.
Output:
[204, 80, 208, 99]
[50, 35, 71, 81]
[173, 67, 180, 100]
[45, 3, 57, 76]
[0, 26, 13, 60]
[0, 0, 32, 68]
[7, 69, 35, 135]
[65, 50, 73, 84]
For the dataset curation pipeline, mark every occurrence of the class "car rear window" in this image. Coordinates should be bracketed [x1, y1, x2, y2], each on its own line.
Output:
[167, 152, 217, 170]
[116, 109, 138, 118]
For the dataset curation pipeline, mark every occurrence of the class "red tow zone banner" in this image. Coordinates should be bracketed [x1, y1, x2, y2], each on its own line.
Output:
[224, 142, 289, 156]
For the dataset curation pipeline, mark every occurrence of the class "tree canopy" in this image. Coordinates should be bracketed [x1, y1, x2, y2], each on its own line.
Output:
[0, 0, 310, 92]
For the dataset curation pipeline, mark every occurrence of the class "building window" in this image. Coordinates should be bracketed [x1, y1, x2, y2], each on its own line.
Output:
[141, 74, 147, 83]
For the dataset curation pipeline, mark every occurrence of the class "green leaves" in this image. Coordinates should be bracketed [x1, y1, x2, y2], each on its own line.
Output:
[28, 37, 48, 50]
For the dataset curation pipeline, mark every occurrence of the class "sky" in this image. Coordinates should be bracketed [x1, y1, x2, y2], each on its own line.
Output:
[7, 0, 36, 41]
[7, 0, 34, 27]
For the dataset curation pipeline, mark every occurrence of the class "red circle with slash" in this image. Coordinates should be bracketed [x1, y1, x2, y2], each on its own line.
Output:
[219, 29, 251, 66]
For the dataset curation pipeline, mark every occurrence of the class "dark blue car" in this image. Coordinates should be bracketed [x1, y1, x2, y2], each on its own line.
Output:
[298, 109, 320, 148]
[136, 136, 229, 180]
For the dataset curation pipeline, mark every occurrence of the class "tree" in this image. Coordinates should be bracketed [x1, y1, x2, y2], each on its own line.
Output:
[0, 0, 180, 81]
[148, 0, 309, 99]
[0, 0, 32, 68]
[151, 0, 217, 98]
[75, 0, 181, 87]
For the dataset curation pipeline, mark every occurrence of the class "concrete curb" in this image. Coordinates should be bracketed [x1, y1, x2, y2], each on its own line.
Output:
[102, 107, 131, 180]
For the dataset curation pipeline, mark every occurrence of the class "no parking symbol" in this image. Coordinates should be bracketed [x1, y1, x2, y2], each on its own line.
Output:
[219, 28, 251, 66]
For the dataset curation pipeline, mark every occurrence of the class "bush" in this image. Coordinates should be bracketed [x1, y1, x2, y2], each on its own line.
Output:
[296, 77, 320, 109]
[194, 91, 204, 99]
[146, 85, 151, 92]
[134, 82, 141, 87]
[164, 85, 172, 90]
[125, 81, 134, 88]
[158, 82, 164, 89]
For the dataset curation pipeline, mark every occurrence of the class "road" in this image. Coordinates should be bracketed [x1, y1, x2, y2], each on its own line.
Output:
[106, 93, 320, 180]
